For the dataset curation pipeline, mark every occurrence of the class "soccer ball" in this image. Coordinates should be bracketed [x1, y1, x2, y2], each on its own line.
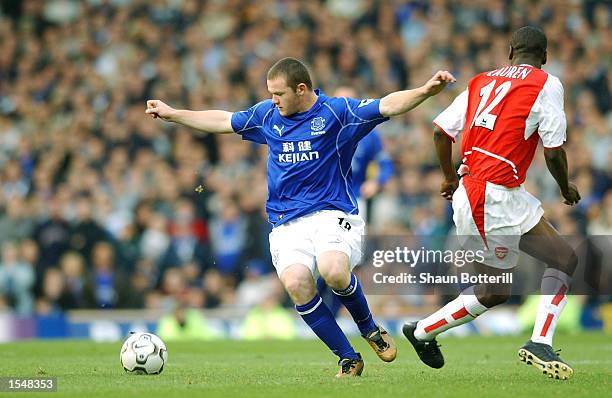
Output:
[120, 332, 168, 375]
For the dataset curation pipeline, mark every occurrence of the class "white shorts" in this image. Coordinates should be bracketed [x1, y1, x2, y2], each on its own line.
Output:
[452, 176, 544, 269]
[268, 210, 365, 277]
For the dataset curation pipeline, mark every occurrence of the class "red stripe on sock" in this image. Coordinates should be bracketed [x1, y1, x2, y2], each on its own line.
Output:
[451, 307, 469, 320]
[551, 285, 567, 306]
[539, 313, 554, 337]
[424, 319, 448, 333]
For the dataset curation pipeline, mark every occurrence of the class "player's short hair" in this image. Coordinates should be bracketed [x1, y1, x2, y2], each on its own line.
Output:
[267, 57, 313, 91]
[510, 26, 547, 59]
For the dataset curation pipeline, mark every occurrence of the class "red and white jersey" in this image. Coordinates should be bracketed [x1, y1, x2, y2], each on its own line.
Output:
[433, 64, 566, 187]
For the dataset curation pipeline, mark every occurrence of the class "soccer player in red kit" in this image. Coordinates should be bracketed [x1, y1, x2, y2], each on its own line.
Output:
[402, 26, 581, 380]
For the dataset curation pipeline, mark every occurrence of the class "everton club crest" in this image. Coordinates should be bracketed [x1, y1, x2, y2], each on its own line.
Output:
[311, 117, 326, 132]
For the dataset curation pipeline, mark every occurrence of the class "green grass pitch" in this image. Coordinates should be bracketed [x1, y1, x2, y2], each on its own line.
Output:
[2, 332, 611, 398]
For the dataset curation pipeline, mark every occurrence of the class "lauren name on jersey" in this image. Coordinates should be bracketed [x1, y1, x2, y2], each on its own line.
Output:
[486, 65, 532, 80]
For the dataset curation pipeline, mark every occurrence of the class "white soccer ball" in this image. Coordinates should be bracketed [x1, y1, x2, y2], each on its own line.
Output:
[120, 332, 168, 375]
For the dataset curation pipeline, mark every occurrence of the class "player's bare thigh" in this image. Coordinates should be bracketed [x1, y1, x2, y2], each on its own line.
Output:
[519, 216, 577, 275]
[317, 251, 351, 290]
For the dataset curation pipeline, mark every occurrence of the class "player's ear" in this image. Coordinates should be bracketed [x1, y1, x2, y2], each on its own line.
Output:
[542, 50, 547, 65]
[296, 83, 307, 96]
[508, 46, 514, 61]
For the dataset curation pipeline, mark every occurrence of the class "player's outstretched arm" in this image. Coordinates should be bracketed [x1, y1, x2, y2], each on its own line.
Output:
[379, 70, 456, 117]
[544, 147, 581, 206]
[434, 126, 459, 201]
[145, 100, 234, 134]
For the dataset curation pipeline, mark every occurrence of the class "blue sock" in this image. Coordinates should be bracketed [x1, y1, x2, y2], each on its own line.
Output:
[316, 277, 342, 317]
[333, 273, 377, 336]
[295, 294, 359, 360]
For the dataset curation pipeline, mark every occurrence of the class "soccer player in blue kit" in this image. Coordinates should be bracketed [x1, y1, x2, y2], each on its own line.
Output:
[316, 86, 395, 317]
[146, 58, 455, 377]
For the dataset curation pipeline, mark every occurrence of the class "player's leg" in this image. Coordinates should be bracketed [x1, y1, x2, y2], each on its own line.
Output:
[321, 200, 367, 318]
[403, 178, 515, 368]
[279, 263, 363, 377]
[413, 263, 511, 341]
[270, 220, 365, 377]
[317, 250, 397, 363]
[403, 261, 511, 368]
[516, 217, 576, 379]
[315, 210, 396, 362]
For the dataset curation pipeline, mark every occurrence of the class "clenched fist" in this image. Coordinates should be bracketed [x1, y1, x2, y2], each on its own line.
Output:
[145, 100, 176, 121]
[423, 70, 456, 97]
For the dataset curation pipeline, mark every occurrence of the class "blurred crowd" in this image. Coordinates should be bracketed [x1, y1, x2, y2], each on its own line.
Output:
[0, 0, 610, 317]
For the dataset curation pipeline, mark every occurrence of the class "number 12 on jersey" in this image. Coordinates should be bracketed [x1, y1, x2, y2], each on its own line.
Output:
[471, 80, 512, 131]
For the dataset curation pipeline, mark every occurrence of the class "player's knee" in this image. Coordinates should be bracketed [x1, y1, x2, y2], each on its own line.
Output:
[547, 240, 578, 275]
[318, 252, 350, 290]
[282, 276, 308, 296]
[548, 247, 578, 276]
[563, 249, 578, 276]
[280, 268, 315, 304]
[319, 266, 350, 290]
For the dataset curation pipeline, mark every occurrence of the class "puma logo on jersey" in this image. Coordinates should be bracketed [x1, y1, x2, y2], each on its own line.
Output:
[273, 124, 285, 136]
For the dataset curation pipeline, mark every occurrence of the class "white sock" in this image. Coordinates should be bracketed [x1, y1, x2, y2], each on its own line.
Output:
[414, 286, 488, 341]
[531, 268, 571, 346]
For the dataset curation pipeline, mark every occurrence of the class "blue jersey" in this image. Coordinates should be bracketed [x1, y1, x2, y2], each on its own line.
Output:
[351, 130, 394, 197]
[231, 90, 388, 227]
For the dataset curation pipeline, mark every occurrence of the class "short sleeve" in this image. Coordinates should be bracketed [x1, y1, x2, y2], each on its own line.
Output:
[537, 75, 566, 149]
[432, 89, 468, 142]
[231, 100, 272, 145]
[340, 98, 389, 142]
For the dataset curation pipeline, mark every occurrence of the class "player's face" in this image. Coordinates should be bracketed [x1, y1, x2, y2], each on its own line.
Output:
[267, 76, 300, 116]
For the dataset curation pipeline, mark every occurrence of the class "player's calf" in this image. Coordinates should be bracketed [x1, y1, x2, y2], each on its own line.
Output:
[472, 288, 510, 308]
[471, 262, 513, 308]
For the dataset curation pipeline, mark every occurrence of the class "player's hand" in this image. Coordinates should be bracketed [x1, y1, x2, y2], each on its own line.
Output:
[561, 183, 581, 206]
[423, 70, 456, 97]
[360, 180, 380, 199]
[440, 177, 459, 201]
[145, 99, 175, 121]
